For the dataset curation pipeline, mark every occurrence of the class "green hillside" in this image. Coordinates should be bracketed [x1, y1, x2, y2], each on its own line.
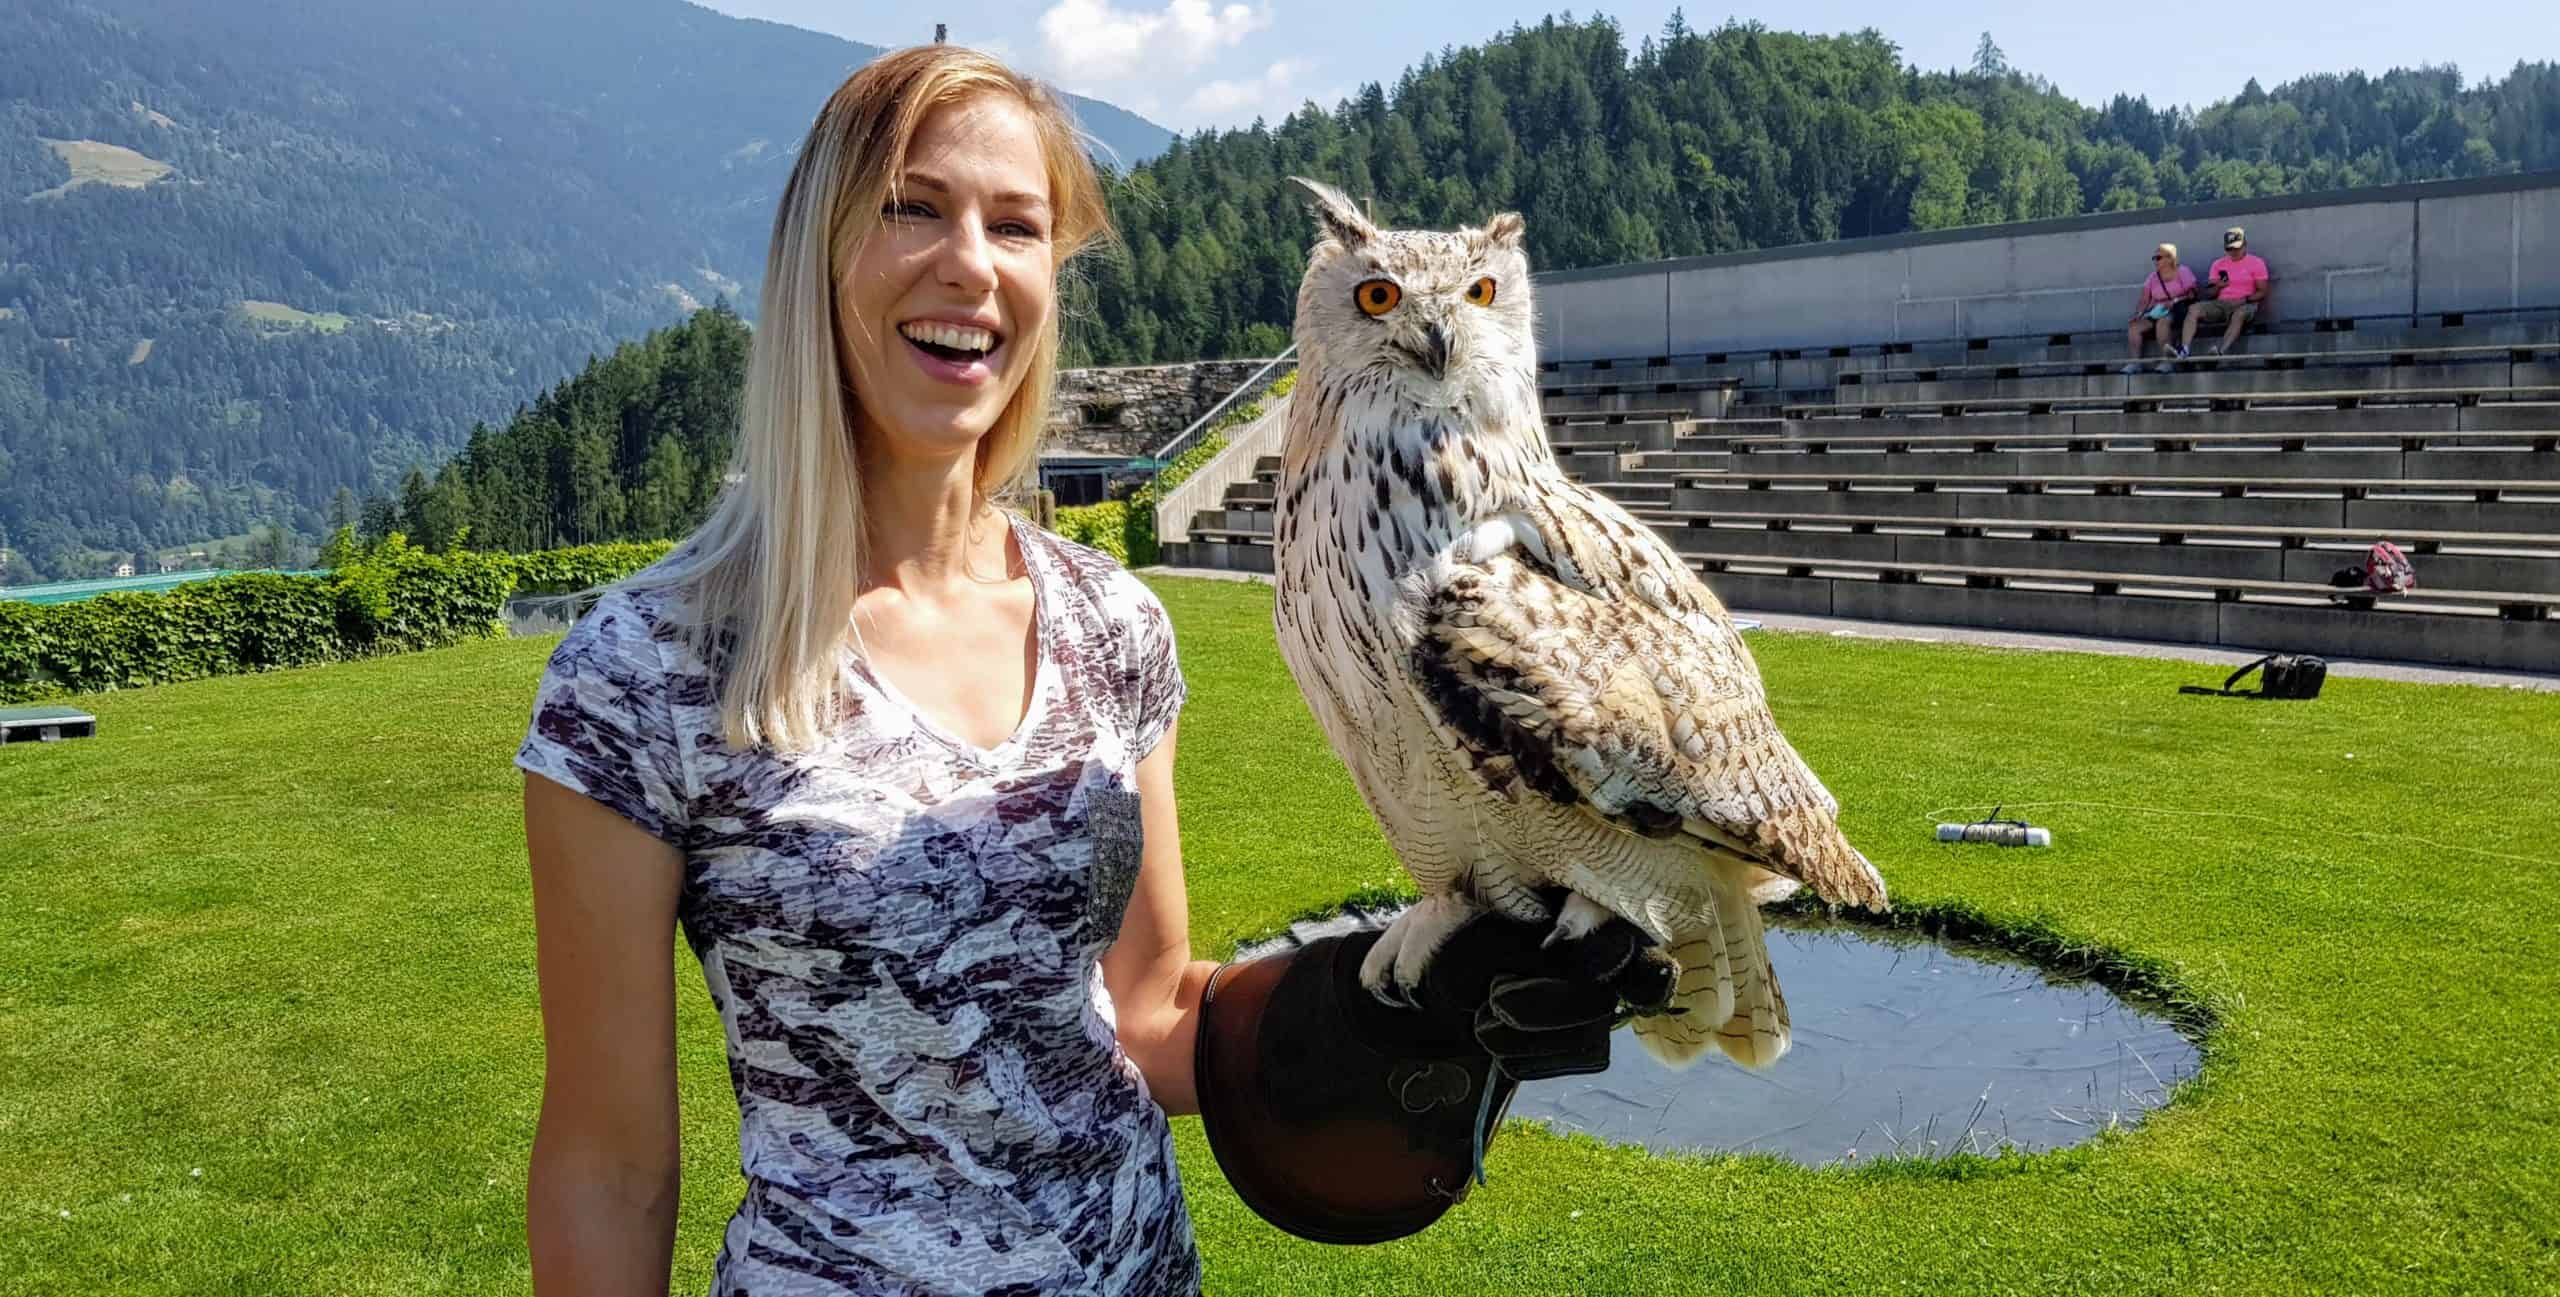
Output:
[0, 0, 1171, 581]
[9, 1, 2557, 580]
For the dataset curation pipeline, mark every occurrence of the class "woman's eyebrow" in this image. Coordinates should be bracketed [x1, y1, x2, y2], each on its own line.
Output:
[900, 170, 1050, 211]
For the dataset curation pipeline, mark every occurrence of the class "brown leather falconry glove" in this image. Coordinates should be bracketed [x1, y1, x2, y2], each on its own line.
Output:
[1193, 898, 1672, 1244]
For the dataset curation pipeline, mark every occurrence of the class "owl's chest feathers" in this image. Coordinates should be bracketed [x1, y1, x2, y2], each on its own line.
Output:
[1275, 375, 1549, 734]
[1279, 404, 1540, 599]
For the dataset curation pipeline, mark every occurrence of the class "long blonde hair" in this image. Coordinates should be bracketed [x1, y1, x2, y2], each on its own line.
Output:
[603, 45, 1113, 754]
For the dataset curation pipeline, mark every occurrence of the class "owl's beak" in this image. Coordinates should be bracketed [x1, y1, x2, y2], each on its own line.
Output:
[1415, 320, 1451, 379]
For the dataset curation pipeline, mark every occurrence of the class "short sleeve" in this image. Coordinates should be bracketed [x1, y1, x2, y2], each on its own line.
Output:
[513, 590, 692, 847]
[1126, 582, 1188, 762]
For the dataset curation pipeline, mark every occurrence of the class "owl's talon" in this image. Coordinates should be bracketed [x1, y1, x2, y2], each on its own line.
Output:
[1358, 895, 1486, 1010]
[1388, 894, 1486, 1001]
[1358, 911, 1410, 1003]
[1544, 892, 1618, 949]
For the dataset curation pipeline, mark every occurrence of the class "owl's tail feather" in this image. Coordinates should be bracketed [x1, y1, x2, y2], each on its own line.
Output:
[1631, 881, 1791, 1070]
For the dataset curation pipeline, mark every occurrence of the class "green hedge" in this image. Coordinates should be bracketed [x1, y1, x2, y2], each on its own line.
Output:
[506, 539, 678, 595]
[0, 535, 676, 704]
[1051, 500, 1131, 563]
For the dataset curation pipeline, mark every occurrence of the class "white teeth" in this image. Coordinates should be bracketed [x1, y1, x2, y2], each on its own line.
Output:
[899, 321, 996, 353]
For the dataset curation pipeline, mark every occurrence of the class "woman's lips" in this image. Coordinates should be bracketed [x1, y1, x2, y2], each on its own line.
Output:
[903, 333, 999, 386]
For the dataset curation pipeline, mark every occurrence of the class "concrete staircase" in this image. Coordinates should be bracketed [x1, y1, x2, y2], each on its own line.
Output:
[1154, 315, 2560, 672]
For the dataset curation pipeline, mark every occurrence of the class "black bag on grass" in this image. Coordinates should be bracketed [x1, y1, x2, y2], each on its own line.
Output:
[2180, 654, 2327, 700]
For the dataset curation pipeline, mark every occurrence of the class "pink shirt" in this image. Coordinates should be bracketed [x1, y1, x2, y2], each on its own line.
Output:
[2208, 253, 2270, 302]
[2141, 264, 2198, 307]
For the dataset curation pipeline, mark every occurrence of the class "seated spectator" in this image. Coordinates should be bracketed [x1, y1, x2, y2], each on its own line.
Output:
[2123, 242, 2197, 374]
[2180, 225, 2273, 357]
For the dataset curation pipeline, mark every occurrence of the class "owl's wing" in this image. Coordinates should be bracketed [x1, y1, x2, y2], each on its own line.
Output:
[1403, 483, 1887, 911]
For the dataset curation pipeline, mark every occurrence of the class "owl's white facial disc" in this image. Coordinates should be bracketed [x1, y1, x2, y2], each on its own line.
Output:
[1297, 212, 1536, 413]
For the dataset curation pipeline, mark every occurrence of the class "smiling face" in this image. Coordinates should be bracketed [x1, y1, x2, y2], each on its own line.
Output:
[836, 94, 1056, 468]
[1289, 178, 1536, 412]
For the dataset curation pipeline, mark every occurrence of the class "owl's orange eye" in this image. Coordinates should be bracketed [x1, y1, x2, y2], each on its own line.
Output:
[1465, 276, 1498, 306]
[1354, 279, 1401, 317]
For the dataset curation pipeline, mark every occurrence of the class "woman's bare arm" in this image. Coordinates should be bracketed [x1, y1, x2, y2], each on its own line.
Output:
[1101, 722, 1219, 1116]
[524, 771, 686, 1296]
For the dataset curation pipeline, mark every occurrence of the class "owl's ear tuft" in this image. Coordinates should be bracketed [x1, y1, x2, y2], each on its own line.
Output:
[1288, 176, 1376, 250]
[1482, 211, 1526, 249]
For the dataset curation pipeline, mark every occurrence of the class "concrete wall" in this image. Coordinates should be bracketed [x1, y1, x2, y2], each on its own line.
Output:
[1046, 360, 1274, 457]
[1534, 173, 2560, 363]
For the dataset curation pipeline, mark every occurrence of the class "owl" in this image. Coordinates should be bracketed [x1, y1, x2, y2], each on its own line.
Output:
[1269, 178, 1887, 1068]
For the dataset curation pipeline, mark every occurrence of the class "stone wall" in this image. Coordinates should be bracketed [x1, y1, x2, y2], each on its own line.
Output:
[1045, 360, 1274, 458]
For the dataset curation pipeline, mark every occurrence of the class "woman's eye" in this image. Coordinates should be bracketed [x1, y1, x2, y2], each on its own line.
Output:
[884, 201, 934, 220]
[995, 220, 1044, 240]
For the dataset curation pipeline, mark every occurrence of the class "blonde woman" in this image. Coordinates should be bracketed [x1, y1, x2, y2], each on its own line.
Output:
[514, 45, 1654, 1295]
[2123, 242, 2197, 374]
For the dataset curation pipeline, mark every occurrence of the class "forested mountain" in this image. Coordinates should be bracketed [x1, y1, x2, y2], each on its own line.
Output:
[380, 305, 752, 557]
[1077, 15, 2560, 363]
[10, 3, 2558, 580]
[353, 18, 2560, 561]
[0, 0, 1170, 581]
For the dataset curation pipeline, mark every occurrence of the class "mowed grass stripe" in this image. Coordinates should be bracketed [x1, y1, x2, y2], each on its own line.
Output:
[1, 575, 2554, 1294]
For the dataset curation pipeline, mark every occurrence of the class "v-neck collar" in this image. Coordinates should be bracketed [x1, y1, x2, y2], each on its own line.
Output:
[844, 512, 1054, 768]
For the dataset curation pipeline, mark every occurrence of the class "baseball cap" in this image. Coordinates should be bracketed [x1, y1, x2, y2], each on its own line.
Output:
[2223, 226, 2246, 248]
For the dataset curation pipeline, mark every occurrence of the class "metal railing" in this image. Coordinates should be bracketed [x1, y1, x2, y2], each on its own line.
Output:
[1151, 391, 1293, 554]
[1148, 345, 1298, 469]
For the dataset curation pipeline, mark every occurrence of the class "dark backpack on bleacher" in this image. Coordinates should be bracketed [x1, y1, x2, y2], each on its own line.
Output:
[2180, 653, 2327, 701]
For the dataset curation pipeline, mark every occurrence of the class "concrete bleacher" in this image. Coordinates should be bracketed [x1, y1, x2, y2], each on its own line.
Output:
[1157, 174, 2560, 672]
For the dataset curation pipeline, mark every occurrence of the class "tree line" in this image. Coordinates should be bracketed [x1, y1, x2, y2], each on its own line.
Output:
[337, 305, 750, 558]
[1066, 13, 2560, 366]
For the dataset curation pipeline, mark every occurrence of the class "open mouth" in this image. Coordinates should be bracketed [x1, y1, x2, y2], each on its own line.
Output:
[898, 319, 1003, 372]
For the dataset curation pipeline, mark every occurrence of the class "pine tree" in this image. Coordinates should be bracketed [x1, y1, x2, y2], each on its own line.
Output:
[397, 467, 434, 549]
[359, 492, 399, 547]
[320, 524, 359, 570]
[1972, 32, 2007, 79]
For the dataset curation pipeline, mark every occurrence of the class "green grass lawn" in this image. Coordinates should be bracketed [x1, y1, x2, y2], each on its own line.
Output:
[3, 575, 2555, 1294]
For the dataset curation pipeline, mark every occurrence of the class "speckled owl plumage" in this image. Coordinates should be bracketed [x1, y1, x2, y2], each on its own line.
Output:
[1269, 178, 1887, 1068]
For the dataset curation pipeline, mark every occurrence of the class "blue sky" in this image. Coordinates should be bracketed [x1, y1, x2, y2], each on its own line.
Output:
[696, 0, 2553, 133]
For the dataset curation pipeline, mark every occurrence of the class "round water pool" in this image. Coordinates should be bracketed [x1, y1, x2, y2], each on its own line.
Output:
[1239, 908, 2201, 1165]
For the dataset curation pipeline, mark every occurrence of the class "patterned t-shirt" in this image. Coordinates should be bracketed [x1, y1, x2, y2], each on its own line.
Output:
[514, 513, 1199, 1296]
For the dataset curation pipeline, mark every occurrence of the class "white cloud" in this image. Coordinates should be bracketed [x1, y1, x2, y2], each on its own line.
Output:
[1037, 0, 1271, 83]
[1182, 57, 1312, 122]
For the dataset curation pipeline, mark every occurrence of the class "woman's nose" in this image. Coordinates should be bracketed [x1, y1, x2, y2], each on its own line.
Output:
[936, 218, 999, 292]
